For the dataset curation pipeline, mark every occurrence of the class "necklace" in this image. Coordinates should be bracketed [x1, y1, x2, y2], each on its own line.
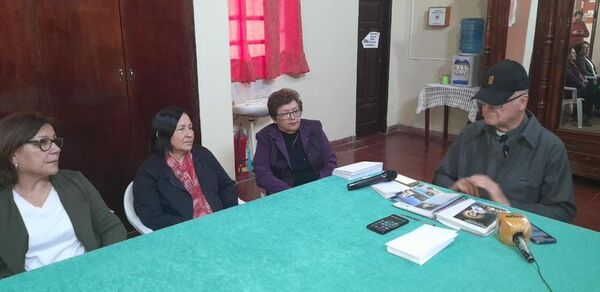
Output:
[291, 133, 299, 148]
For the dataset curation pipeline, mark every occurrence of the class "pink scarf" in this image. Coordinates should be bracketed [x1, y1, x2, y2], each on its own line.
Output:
[165, 152, 213, 218]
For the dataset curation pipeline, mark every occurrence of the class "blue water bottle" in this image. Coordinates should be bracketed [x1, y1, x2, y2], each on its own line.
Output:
[459, 18, 485, 54]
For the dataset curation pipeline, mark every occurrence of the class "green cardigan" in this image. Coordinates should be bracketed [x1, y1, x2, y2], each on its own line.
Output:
[0, 170, 127, 279]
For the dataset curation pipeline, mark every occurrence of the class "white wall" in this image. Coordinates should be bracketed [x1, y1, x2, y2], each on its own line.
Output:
[388, 0, 487, 135]
[195, 0, 492, 175]
[193, 1, 235, 177]
[232, 0, 359, 142]
[194, 0, 359, 177]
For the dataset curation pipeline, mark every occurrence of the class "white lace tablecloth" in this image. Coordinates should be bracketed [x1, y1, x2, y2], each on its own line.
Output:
[416, 83, 480, 122]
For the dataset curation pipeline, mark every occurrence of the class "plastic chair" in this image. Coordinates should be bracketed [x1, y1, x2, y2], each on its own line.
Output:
[563, 87, 584, 129]
[123, 181, 153, 234]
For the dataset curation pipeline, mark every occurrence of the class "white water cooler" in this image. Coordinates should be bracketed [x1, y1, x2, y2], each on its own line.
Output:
[451, 54, 480, 87]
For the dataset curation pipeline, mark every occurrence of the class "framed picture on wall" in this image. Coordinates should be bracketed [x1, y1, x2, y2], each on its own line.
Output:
[428, 7, 451, 27]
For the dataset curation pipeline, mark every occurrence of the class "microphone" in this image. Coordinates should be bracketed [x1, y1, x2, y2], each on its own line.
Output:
[497, 213, 535, 263]
[513, 234, 534, 263]
[347, 170, 397, 190]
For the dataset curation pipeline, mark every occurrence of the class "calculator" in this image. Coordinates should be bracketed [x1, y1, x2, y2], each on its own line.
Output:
[366, 215, 409, 234]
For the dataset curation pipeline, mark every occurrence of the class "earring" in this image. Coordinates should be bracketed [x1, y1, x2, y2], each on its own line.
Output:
[13, 162, 18, 169]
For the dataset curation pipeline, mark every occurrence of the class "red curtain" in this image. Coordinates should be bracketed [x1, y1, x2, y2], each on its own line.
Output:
[228, 0, 310, 83]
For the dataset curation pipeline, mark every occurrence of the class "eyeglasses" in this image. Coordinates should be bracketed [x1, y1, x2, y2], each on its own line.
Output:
[26, 137, 64, 152]
[277, 109, 302, 120]
[477, 93, 526, 109]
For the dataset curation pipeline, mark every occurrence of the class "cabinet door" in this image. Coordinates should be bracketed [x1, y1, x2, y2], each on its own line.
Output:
[1, 1, 201, 225]
[0, 1, 134, 217]
[119, 0, 200, 165]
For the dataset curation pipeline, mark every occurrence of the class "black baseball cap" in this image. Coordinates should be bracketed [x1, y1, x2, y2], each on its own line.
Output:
[473, 60, 529, 106]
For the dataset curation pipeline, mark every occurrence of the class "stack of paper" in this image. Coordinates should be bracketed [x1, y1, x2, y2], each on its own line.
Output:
[371, 180, 410, 200]
[332, 161, 383, 180]
[386, 224, 457, 265]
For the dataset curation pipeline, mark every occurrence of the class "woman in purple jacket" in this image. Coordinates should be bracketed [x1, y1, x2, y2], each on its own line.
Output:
[253, 88, 337, 195]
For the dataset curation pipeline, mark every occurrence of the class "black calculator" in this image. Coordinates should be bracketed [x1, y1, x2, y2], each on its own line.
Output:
[367, 215, 409, 234]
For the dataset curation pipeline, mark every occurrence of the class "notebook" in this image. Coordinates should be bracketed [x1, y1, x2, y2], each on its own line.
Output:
[434, 198, 507, 236]
[386, 224, 457, 265]
[374, 181, 507, 236]
[332, 161, 383, 180]
[386, 183, 463, 218]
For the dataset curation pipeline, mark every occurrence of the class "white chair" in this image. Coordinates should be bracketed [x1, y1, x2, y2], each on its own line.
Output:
[123, 182, 153, 234]
[563, 87, 584, 129]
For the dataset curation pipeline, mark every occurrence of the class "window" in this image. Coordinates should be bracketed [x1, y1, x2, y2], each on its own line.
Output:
[228, 0, 309, 82]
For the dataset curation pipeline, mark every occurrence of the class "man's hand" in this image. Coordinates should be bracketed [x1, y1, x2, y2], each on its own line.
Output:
[467, 175, 511, 206]
[450, 178, 480, 197]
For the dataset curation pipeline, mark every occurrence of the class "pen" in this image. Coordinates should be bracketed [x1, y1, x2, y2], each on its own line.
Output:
[403, 214, 437, 227]
[403, 214, 423, 222]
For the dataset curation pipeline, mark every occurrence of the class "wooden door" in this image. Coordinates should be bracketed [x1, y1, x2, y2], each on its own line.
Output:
[119, 0, 200, 166]
[355, 0, 391, 136]
[481, 0, 511, 70]
[0, 1, 134, 218]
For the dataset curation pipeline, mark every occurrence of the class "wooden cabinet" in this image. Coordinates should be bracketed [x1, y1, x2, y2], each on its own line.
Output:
[485, 0, 600, 180]
[0, 0, 200, 226]
[526, 1, 600, 180]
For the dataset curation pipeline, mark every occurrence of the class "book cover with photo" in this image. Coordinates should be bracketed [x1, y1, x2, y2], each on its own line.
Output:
[389, 184, 461, 218]
[435, 199, 508, 236]
[453, 202, 502, 229]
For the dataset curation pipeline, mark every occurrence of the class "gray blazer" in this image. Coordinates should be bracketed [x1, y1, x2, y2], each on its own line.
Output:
[0, 170, 127, 279]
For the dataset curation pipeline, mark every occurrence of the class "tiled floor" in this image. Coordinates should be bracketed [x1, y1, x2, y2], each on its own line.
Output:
[236, 130, 600, 232]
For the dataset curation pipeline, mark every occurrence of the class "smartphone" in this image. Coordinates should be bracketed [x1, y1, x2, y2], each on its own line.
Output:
[530, 223, 557, 244]
[367, 215, 409, 234]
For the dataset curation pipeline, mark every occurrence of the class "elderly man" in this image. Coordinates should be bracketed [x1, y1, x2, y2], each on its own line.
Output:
[433, 60, 576, 222]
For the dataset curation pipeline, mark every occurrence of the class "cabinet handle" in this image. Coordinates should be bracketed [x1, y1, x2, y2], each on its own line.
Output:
[118, 68, 125, 82]
[128, 68, 135, 81]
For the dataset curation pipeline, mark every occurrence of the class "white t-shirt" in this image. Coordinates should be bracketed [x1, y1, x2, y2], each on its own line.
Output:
[13, 187, 85, 271]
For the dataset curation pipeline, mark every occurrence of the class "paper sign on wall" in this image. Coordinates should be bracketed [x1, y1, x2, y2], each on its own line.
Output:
[362, 31, 380, 49]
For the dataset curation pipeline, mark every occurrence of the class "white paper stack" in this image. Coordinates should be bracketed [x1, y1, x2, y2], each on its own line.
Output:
[332, 161, 383, 180]
[371, 180, 410, 199]
[385, 224, 457, 265]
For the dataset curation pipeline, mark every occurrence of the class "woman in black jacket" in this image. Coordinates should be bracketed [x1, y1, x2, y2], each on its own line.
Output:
[133, 107, 238, 230]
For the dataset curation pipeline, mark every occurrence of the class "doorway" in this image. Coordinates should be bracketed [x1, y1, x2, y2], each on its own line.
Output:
[355, 0, 392, 136]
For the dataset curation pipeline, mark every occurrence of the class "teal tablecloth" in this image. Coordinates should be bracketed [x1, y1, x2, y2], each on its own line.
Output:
[1, 176, 599, 291]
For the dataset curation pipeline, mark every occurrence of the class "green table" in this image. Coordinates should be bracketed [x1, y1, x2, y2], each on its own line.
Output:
[1, 176, 599, 291]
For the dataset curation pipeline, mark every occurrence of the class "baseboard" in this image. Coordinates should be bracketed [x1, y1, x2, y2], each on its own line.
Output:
[330, 124, 456, 147]
[388, 124, 457, 142]
[331, 136, 355, 147]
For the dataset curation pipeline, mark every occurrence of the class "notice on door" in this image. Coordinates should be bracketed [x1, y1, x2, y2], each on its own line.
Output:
[362, 31, 380, 48]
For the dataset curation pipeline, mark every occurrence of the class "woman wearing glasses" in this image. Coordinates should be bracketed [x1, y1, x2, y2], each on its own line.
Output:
[254, 88, 337, 195]
[0, 112, 126, 279]
[133, 107, 238, 230]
